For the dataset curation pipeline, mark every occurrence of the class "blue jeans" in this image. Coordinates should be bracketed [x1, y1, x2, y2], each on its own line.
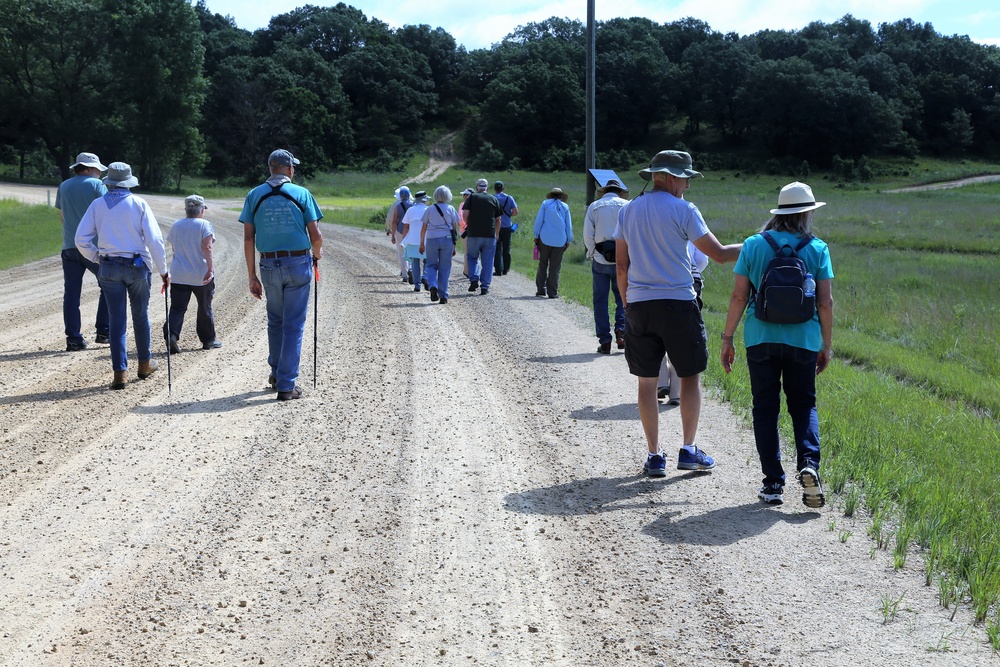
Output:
[260, 255, 312, 392]
[424, 236, 454, 298]
[591, 260, 624, 344]
[409, 258, 424, 287]
[465, 236, 496, 287]
[746, 343, 821, 486]
[98, 257, 152, 372]
[62, 248, 109, 344]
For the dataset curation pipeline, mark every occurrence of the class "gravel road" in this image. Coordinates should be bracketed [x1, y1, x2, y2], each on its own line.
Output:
[0, 183, 994, 666]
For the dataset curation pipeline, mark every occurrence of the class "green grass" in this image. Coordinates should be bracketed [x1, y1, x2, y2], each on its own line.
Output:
[0, 200, 61, 269]
[5, 155, 1000, 620]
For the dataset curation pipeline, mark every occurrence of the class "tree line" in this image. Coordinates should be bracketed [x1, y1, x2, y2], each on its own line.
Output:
[2, 0, 998, 188]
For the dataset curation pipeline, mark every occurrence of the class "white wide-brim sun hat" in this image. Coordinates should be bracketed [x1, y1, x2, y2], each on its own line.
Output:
[770, 181, 826, 215]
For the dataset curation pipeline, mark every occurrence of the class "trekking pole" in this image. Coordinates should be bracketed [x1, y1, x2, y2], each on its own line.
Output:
[313, 258, 320, 389]
[162, 282, 172, 395]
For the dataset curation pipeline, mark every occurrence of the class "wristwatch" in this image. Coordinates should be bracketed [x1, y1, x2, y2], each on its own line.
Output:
[721, 333, 734, 342]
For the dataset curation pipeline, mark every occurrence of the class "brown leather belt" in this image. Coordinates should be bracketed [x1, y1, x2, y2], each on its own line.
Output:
[260, 249, 309, 258]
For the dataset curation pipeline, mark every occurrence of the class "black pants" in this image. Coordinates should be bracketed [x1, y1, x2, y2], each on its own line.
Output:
[494, 227, 513, 275]
[535, 243, 567, 297]
[165, 280, 217, 345]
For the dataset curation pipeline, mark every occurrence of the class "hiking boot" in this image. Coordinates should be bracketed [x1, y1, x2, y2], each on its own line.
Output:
[677, 446, 716, 471]
[657, 386, 670, 401]
[137, 359, 158, 379]
[643, 452, 667, 478]
[421, 278, 428, 290]
[66, 340, 88, 352]
[468, 280, 479, 292]
[268, 374, 277, 391]
[758, 483, 784, 505]
[110, 371, 127, 390]
[535, 291, 546, 297]
[414, 285, 421, 292]
[407, 269, 413, 284]
[167, 333, 181, 354]
[480, 287, 489, 296]
[277, 386, 303, 401]
[615, 328, 625, 349]
[430, 286, 439, 302]
[439, 298, 448, 304]
[202, 340, 222, 350]
[95, 333, 110, 344]
[597, 342, 611, 355]
[798, 467, 826, 508]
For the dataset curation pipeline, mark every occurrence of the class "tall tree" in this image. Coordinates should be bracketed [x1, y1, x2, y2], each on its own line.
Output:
[0, 0, 117, 178]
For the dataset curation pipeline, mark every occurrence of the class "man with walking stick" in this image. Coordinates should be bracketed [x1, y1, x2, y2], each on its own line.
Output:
[240, 149, 324, 401]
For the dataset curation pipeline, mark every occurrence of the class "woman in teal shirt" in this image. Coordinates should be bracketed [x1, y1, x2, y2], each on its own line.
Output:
[720, 182, 834, 509]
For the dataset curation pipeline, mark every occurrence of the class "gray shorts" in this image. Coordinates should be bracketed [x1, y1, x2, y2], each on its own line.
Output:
[623, 299, 708, 378]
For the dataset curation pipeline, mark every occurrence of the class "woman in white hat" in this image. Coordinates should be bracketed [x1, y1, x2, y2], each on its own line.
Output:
[719, 182, 834, 509]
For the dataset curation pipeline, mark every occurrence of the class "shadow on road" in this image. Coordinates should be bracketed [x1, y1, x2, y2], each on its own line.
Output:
[133, 391, 275, 414]
[505, 474, 693, 517]
[644, 501, 820, 546]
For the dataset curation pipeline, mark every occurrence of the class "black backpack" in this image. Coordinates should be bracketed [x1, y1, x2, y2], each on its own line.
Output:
[752, 232, 815, 324]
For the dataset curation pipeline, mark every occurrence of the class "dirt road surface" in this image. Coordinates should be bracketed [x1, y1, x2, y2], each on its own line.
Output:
[0, 183, 995, 666]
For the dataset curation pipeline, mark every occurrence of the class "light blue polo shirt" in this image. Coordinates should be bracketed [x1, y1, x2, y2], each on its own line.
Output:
[613, 191, 709, 303]
[734, 231, 834, 352]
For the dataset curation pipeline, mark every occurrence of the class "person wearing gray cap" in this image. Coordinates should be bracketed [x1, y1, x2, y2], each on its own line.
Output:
[75, 162, 170, 390]
[56, 151, 110, 351]
[614, 150, 741, 477]
[239, 149, 324, 401]
[164, 195, 220, 353]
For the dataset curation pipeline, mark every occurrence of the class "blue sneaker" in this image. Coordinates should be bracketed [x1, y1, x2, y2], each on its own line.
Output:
[643, 452, 667, 478]
[677, 446, 716, 471]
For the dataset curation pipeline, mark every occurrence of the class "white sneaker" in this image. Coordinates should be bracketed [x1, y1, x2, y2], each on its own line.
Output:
[798, 467, 826, 508]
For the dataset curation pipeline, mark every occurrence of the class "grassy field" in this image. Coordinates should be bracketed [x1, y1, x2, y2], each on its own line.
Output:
[0, 200, 60, 270]
[4, 158, 1000, 641]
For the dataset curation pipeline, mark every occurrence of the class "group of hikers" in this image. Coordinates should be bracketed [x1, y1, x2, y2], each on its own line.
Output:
[591, 149, 833, 508]
[57, 145, 834, 507]
[379, 149, 834, 508]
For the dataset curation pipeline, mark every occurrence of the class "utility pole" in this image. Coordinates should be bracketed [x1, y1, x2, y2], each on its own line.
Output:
[585, 0, 596, 205]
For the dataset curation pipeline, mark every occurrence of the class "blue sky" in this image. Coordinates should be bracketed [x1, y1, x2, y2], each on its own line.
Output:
[198, 0, 1000, 50]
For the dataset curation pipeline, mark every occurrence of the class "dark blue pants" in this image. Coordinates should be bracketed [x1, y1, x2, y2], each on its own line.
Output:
[166, 281, 217, 345]
[62, 248, 109, 344]
[746, 343, 821, 486]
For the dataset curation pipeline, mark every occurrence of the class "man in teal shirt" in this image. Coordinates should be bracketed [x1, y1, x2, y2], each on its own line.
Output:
[240, 149, 324, 401]
[55, 151, 109, 351]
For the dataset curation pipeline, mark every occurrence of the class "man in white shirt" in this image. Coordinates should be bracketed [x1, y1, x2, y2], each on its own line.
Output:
[76, 162, 169, 390]
[584, 179, 629, 354]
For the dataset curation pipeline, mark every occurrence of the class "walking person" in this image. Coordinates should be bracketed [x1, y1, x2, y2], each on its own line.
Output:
[459, 187, 474, 278]
[615, 150, 741, 477]
[387, 186, 413, 282]
[240, 149, 324, 401]
[56, 152, 110, 351]
[533, 187, 573, 299]
[584, 179, 628, 353]
[164, 195, 221, 353]
[720, 182, 834, 508]
[658, 240, 709, 403]
[492, 180, 519, 276]
[401, 191, 430, 292]
[420, 185, 460, 304]
[75, 162, 169, 390]
[462, 178, 502, 295]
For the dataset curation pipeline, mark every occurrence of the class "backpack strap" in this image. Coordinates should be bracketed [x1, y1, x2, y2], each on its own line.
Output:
[433, 203, 454, 229]
[252, 183, 306, 219]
